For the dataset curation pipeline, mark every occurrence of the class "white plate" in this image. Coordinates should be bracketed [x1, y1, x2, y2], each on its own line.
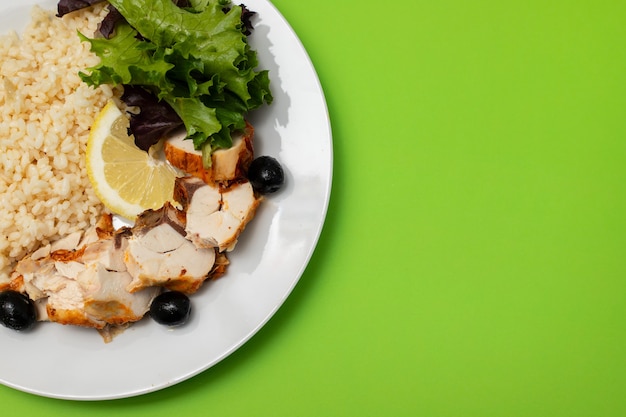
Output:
[0, 0, 332, 400]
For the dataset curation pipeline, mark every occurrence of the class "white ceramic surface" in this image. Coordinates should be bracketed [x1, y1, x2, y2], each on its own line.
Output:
[0, 0, 332, 400]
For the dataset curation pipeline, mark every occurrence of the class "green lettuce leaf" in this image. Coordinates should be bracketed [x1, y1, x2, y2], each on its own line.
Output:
[79, 22, 174, 92]
[79, 0, 272, 163]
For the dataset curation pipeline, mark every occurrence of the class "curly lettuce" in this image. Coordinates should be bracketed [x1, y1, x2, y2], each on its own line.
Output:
[79, 0, 272, 166]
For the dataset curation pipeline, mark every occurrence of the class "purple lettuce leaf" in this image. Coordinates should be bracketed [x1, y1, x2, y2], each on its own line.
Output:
[121, 86, 184, 152]
[56, 0, 107, 17]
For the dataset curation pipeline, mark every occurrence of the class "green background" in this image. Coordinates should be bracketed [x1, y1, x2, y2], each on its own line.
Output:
[4, 0, 626, 415]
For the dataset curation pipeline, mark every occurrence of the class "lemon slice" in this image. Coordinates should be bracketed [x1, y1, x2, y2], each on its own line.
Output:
[86, 100, 179, 220]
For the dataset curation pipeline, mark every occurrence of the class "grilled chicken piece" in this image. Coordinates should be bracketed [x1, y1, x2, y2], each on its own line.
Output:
[164, 122, 254, 186]
[43, 261, 159, 329]
[81, 229, 131, 272]
[222, 181, 260, 226]
[9, 217, 160, 329]
[174, 176, 261, 252]
[124, 202, 217, 294]
[172, 175, 214, 208]
[80, 263, 159, 326]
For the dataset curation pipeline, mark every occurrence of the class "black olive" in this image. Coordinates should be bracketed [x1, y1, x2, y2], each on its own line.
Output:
[0, 291, 37, 331]
[248, 156, 284, 194]
[150, 291, 191, 326]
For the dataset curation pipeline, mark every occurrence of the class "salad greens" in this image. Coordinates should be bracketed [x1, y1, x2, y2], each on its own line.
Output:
[57, 0, 105, 17]
[74, 0, 272, 167]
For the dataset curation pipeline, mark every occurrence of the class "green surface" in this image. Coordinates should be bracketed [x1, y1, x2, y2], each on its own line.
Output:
[4, 1, 626, 416]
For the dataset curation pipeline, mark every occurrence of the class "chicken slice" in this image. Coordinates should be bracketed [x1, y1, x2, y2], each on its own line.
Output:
[43, 274, 95, 327]
[222, 181, 260, 225]
[81, 229, 130, 272]
[80, 263, 160, 326]
[50, 231, 83, 252]
[8, 215, 160, 329]
[124, 203, 217, 294]
[43, 263, 159, 329]
[164, 122, 254, 186]
[132, 201, 187, 240]
[173, 175, 217, 211]
[176, 177, 261, 252]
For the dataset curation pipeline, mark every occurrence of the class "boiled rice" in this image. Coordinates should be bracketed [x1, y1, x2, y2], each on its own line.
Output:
[0, 5, 116, 281]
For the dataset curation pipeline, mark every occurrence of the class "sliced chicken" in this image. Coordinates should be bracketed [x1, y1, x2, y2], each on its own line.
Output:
[8, 217, 160, 329]
[173, 175, 217, 210]
[124, 202, 218, 294]
[81, 229, 131, 272]
[44, 262, 159, 329]
[222, 181, 261, 226]
[81, 263, 160, 326]
[175, 176, 261, 252]
[164, 122, 254, 186]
